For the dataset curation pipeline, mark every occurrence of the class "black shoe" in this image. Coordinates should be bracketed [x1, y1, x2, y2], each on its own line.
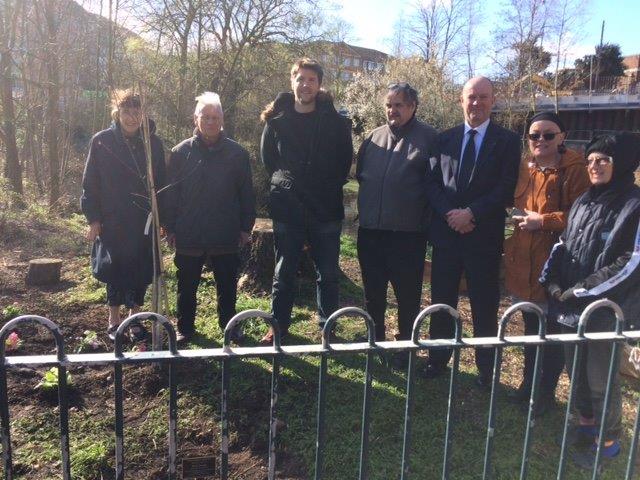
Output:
[557, 424, 599, 448]
[520, 394, 556, 417]
[176, 330, 193, 344]
[320, 323, 340, 343]
[376, 351, 389, 367]
[324, 330, 340, 343]
[128, 321, 148, 343]
[228, 325, 245, 345]
[421, 363, 447, 379]
[507, 385, 531, 404]
[390, 352, 409, 371]
[475, 373, 492, 390]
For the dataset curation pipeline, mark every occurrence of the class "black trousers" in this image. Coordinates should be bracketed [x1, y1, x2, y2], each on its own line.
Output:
[174, 253, 239, 335]
[357, 228, 428, 341]
[428, 246, 501, 376]
[521, 310, 564, 396]
[562, 319, 622, 439]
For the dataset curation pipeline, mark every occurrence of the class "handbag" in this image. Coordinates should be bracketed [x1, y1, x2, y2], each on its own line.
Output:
[548, 297, 580, 328]
[91, 236, 113, 283]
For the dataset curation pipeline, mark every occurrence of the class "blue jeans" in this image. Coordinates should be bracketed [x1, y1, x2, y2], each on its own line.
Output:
[272, 220, 342, 333]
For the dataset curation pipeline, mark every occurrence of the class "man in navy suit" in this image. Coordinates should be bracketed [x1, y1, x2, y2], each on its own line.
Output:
[424, 77, 521, 386]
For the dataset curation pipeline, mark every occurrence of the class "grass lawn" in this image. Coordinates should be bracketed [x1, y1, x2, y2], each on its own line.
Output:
[1, 205, 639, 479]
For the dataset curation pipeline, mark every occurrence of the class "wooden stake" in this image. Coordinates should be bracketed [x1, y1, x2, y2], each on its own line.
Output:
[138, 83, 168, 351]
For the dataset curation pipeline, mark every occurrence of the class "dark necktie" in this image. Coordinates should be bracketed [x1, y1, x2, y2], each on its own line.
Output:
[458, 129, 477, 190]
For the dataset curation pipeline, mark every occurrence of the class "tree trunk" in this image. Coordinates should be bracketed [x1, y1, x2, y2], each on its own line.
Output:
[0, 0, 22, 196]
[42, 0, 61, 207]
[238, 218, 315, 294]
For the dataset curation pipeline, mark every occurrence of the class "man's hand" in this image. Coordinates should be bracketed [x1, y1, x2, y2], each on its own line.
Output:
[446, 208, 475, 234]
[238, 231, 251, 247]
[86, 222, 101, 241]
[514, 209, 543, 231]
[629, 346, 640, 372]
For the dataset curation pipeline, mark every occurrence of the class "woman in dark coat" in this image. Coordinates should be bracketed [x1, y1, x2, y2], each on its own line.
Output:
[81, 90, 166, 339]
[541, 132, 640, 469]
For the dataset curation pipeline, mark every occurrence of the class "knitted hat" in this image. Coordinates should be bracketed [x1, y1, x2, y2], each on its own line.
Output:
[527, 112, 566, 133]
[585, 133, 640, 185]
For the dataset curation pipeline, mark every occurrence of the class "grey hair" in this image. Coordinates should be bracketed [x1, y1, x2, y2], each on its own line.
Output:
[194, 91, 223, 116]
[387, 82, 419, 106]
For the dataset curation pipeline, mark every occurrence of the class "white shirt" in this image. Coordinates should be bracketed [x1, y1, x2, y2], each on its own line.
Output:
[460, 118, 490, 162]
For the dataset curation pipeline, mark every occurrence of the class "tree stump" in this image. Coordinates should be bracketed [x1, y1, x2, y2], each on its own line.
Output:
[238, 218, 315, 294]
[26, 258, 63, 285]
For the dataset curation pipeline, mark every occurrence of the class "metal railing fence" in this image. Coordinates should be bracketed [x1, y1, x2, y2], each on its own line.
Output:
[1, 299, 639, 479]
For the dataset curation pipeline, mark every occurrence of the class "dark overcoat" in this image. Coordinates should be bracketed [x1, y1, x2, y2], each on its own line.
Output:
[81, 121, 166, 288]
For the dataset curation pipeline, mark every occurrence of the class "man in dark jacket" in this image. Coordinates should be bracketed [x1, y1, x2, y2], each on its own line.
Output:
[356, 83, 437, 367]
[260, 58, 353, 342]
[540, 133, 640, 469]
[165, 92, 256, 343]
[424, 77, 521, 385]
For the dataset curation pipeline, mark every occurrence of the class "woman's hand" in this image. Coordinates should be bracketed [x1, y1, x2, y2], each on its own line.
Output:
[86, 222, 101, 241]
[513, 209, 543, 231]
[630, 346, 640, 372]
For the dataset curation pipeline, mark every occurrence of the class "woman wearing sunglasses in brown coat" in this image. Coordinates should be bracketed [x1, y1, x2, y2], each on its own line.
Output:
[504, 112, 590, 416]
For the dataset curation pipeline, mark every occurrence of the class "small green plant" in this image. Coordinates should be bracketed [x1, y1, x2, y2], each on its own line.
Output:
[71, 439, 110, 478]
[75, 330, 102, 353]
[36, 367, 72, 391]
[343, 179, 359, 195]
[340, 234, 358, 259]
[2, 303, 22, 321]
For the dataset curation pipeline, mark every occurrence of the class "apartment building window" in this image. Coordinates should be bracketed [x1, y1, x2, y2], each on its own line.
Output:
[353, 58, 360, 67]
[343, 57, 351, 67]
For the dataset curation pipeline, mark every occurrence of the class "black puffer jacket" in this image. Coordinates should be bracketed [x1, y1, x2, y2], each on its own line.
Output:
[260, 91, 353, 224]
[541, 133, 640, 328]
[165, 132, 256, 251]
[81, 121, 166, 288]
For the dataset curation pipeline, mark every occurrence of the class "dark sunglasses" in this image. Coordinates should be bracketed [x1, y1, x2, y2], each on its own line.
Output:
[527, 132, 563, 141]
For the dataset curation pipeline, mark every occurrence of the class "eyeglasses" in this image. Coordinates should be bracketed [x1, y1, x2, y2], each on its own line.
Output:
[198, 115, 221, 123]
[586, 156, 613, 167]
[527, 132, 562, 141]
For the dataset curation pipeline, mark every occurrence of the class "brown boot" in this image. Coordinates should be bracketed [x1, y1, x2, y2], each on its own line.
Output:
[260, 328, 274, 346]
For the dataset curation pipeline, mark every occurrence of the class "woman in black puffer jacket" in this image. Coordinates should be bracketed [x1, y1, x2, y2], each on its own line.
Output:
[541, 132, 640, 470]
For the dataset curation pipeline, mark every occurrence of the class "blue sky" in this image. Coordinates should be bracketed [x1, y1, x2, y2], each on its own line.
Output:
[338, 0, 639, 73]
